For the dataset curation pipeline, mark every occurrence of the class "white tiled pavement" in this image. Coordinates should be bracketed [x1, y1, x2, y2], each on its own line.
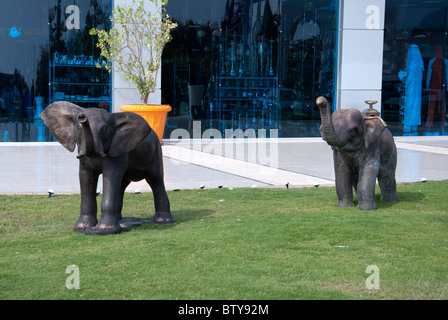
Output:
[0, 136, 447, 194]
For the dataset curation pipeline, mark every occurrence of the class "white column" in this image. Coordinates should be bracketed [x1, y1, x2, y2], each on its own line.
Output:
[337, 0, 385, 114]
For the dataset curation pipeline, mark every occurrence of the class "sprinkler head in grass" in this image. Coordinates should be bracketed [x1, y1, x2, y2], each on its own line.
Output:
[134, 189, 141, 194]
[285, 181, 289, 189]
[421, 177, 427, 182]
[48, 189, 54, 198]
[200, 184, 205, 189]
[314, 183, 320, 188]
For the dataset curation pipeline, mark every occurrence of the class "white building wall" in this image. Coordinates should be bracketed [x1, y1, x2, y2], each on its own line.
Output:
[337, 0, 385, 114]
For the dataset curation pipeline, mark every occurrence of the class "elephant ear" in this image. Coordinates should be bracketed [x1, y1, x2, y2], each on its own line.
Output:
[108, 112, 152, 157]
[40, 101, 84, 152]
[364, 118, 386, 149]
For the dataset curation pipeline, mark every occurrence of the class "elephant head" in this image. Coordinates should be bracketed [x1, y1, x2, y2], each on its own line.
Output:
[316, 96, 386, 151]
[40, 101, 151, 158]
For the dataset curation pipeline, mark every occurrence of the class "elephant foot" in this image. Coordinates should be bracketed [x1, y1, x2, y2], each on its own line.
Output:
[73, 215, 98, 233]
[380, 193, 399, 202]
[84, 217, 129, 235]
[337, 200, 355, 208]
[358, 202, 377, 211]
[152, 212, 176, 224]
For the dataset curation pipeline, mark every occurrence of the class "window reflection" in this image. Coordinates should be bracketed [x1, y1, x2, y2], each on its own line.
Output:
[383, 0, 448, 136]
[0, 1, 48, 142]
[162, 0, 338, 138]
[0, 0, 111, 142]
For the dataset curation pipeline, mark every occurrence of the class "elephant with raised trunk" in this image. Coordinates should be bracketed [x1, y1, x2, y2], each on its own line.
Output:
[316, 96, 398, 210]
[40, 101, 175, 235]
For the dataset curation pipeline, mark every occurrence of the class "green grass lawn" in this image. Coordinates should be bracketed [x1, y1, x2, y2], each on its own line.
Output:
[1, 181, 447, 300]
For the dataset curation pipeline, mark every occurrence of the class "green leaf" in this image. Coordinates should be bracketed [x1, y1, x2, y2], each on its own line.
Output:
[88, 0, 176, 104]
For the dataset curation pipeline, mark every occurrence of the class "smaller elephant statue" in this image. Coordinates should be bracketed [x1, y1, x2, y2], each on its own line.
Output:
[40, 101, 175, 235]
[316, 96, 398, 210]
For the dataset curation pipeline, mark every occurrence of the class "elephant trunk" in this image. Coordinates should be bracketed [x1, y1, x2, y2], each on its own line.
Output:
[316, 96, 341, 147]
[77, 113, 106, 158]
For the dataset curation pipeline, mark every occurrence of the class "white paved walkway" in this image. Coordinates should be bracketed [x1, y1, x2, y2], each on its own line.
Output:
[0, 136, 447, 194]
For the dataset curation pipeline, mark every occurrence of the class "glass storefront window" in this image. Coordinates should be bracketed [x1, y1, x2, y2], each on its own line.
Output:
[0, 0, 111, 142]
[383, 0, 448, 136]
[162, 0, 339, 138]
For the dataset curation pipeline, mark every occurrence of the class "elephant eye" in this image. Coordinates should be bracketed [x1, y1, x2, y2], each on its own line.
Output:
[77, 113, 87, 123]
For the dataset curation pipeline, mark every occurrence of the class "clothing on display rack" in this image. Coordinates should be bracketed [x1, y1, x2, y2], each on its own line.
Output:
[426, 45, 448, 128]
[403, 44, 424, 133]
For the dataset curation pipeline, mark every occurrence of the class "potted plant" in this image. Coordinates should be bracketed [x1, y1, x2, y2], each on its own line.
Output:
[90, 0, 177, 142]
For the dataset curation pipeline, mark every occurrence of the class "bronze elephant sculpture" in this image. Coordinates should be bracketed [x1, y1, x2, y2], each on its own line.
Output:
[40, 101, 175, 235]
[316, 96, 398, 211]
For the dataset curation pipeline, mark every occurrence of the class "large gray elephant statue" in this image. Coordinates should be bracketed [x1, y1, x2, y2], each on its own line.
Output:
[316, 96, 398, 210]
[40, 101, 175, 235]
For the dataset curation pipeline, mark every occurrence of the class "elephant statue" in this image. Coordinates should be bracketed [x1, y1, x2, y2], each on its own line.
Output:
[316, 96, 398, 210]
[40, 101, 175, 235]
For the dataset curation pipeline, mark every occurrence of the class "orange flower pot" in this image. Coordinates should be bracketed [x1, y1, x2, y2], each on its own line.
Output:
[120, 104, 172, 143]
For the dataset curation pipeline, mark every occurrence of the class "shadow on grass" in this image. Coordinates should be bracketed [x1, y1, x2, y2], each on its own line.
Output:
[120, 209, 215, 231]
[374, 190, 425, 209]
[171, 209, 215, 223]
[395, 191, 425, 203]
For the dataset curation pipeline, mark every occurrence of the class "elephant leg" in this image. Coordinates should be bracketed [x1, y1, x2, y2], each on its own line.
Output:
[117, 180, 131, 220]
[147, 177, 175, 224]
[378, 134, 399, 203]
[378, 167, 399, 203]
[357, 164, 379, 211]
[334, 149, 355, 207]
[85, 167, 127, 235]
[74, 165, 99, 233]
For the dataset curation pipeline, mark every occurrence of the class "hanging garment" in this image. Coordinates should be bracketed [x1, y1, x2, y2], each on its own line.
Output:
[426, 45, 448, 128]
[404, 44, 424, 131]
